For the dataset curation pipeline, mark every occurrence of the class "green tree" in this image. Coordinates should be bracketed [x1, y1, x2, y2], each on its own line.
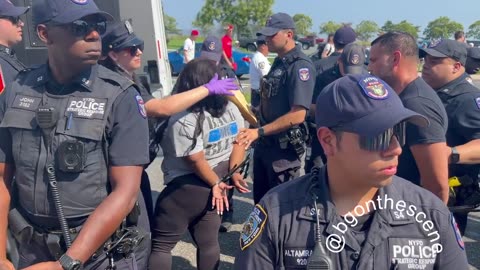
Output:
[293, 14, 313, 36]
[355, 20, 379, 41]
[319, 21, 342, 35]
[164, 13, 181, 35]
[467, 20, 480, 40]
[380, 20, 420, 39]
[194, 0, 274, 37]
[423, 16, 463, 39]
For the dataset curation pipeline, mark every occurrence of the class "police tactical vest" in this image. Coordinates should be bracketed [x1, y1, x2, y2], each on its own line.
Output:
[260, 49, 309, 124]
[0, 46, 26, 72]
[0, 65, 134, 222]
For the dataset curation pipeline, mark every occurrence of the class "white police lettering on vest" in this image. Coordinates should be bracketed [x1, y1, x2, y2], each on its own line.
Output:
[66, 97, 106, 119]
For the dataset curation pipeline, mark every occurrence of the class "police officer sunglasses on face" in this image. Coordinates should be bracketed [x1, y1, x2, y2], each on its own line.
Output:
[0, 16, 21, 24]
[330, 121, 406, 152]
[115, 43, 144, 57]
[48, 19, 107, 37]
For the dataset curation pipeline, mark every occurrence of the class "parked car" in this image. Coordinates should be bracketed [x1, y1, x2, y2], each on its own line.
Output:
[168, 45, 251, 77]
[238, 37, 258, 52]
[296, 35, 325, 50]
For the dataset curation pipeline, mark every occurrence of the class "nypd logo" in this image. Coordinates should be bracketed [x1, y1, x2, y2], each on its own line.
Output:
[359, 76, 389, 100]
[135, 95, 147, 119]
[298, 68, 310, 81]
[208, 42, 216, 51]
[240, 204, 267, 250]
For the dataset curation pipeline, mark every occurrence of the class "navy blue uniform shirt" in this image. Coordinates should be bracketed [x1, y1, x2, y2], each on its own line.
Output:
[235, 166, 468, 270]
[437, 73, 480, 179]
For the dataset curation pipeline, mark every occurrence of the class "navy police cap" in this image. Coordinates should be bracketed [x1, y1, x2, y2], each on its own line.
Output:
[0, 0, 29, 17]
[315, 74, 428, 137]
[200, 35, 223, 62]
[102, 20, 144, 54]
[419, 39, 467, 66]
[257, 12, 295, 37]
[33, 0, 113, 25]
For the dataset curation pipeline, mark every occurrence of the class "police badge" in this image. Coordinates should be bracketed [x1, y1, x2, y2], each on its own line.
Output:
[209, 42, 216, 51]
[298, 68, 310, 81]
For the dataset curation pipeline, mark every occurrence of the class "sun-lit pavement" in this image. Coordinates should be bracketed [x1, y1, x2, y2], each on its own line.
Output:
[145, 75, 480, 269]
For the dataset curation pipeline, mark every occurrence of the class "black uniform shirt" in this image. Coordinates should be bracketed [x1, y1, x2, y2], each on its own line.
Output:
[0, 45, 26, 86]
[313, 51, 341, 75]
[437, 73, 480, 178]
[261, 46, 315, 123]
[312, 65, 341, 104]
[0, 64, 149, 167]
[396, 77, 448, 184]
[235, 166, 468, 270]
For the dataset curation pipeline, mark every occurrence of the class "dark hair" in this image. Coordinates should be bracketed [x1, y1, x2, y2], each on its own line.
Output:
[454, 31, 465, 40]
[175, 58, 229, 152]
[371, 31, 418, 58]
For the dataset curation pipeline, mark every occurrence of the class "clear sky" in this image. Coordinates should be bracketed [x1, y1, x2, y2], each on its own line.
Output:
[163, 0, 480, 38]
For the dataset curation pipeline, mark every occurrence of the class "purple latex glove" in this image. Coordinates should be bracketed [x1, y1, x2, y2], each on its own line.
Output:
[204, 74, 239, 96]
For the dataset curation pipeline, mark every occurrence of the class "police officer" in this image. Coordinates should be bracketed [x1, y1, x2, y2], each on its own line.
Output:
[249, 35, 271, 112]
[0, 0, 29, 91]
[421, 39, 480, 235]
[235, 74, 469, 270]
[0, 1, 150, 269]
[465, 47, 480, 75]
[236, 12, 315, 204]
[369, 32, 450, 204]
[100, 21, 239, 230]
[313, 25, 357, 75]
[306, 43, 368, 172]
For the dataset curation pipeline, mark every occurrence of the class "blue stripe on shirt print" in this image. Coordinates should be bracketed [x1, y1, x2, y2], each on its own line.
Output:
[208, 122, 239, 143]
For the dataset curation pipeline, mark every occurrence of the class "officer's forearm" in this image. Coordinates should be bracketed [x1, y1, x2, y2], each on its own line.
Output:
[0, 164, 11, 259]
[263, 108, 306, 136]
[145, 86, 209, 117]
[65, 166, 142, 263]
[454, 139, 480, 164]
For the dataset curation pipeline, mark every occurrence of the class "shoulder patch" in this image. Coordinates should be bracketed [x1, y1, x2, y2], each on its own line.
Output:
[240, 204, 268, 250]
[451, 214, 465, 250]
[0, 67, 4, 95]
[135, 94, 147, 118]
[259, 62, 266, 70]
[298, 68, 310, 81]
[475, 97, 480, 110]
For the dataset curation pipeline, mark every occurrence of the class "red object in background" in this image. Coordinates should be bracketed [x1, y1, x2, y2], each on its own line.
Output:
[0, 67, 4, 95]
[242, 57, 251, 63]
[315, 38, 325, 44]
[232, 62, 238, 71]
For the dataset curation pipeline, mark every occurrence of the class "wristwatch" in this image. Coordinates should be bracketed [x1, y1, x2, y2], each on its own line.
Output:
[450, 147, 460, 164]
[59, 254, 82, 270]
[257, 127, 265, 137]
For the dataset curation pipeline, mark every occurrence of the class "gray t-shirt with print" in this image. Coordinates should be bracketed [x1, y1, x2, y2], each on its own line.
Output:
[161, 101, 244, 184]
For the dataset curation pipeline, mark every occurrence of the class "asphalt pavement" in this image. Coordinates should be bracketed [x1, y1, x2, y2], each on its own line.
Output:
[146, 69, 480, 269]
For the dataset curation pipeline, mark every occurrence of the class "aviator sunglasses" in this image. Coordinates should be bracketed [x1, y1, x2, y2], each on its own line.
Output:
[331, 121, 406, 152]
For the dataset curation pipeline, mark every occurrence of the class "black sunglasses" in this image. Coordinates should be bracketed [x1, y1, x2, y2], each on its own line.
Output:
[50, 20, 107, 37]
[331, 121, 406, 152]
[117, 44, 144, 56]
[0, 16, 21, 25]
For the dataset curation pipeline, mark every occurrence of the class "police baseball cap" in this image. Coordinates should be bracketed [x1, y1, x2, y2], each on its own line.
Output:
[334, 26, 356, 45]
[102, 20, 143, 53]
[419, 39, 467, 65]
[256, 12, 295, 37]
[465, 47, 480, 74]
[256, 35, 267, 45]
[200, 35, 223, 62]
[33, 0, 113, 25]
[340, 43, 368, 75]
[0, 0, 29, 17]
[315, 74, 428, 137]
